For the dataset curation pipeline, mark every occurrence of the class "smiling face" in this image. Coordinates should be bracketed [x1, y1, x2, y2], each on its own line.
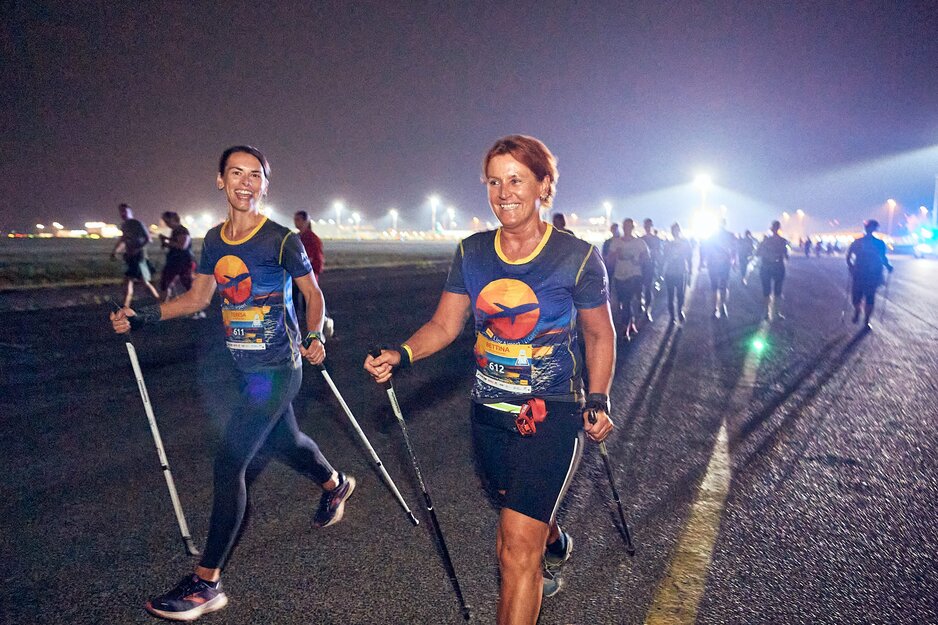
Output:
[485, 153, 550, 230]
[217, 151, 268, 214]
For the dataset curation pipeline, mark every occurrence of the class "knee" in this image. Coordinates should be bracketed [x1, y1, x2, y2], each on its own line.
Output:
[213, 447, 249, 484]
[497, 523, 545, 577]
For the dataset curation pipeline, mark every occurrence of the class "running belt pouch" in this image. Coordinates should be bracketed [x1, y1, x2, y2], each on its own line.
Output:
[515, 398, 548, 436]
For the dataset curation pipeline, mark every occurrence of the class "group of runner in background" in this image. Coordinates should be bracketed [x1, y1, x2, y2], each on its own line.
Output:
[597, 214, 892, 334]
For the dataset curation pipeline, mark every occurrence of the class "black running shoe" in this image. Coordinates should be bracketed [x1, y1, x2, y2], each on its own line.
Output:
[145, 574, 228, 621]
[313, 472, 356, 528]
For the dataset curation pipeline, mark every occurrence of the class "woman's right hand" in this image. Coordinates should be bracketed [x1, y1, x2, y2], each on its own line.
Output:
[364, 349, 401, 384]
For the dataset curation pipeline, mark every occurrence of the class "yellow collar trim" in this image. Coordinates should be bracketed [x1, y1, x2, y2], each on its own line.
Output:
[495, 224, 553, 265]
[221, 216, 267, 245]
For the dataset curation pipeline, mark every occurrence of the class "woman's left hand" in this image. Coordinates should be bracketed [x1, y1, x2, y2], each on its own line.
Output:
[583, 408, 614, 442]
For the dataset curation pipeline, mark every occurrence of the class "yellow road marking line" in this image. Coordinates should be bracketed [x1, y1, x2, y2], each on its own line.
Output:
[645, 322, 767, 624]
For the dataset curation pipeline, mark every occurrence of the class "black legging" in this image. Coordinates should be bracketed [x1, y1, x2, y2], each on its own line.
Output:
[200, 366, 334, 569]
[664, 273, 686, 316]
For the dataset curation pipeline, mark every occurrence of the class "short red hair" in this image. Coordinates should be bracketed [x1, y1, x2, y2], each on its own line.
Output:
[482, 135, 559, 207]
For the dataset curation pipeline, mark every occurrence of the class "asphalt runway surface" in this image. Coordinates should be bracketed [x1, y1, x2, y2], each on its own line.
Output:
[2, 255, 936, 624]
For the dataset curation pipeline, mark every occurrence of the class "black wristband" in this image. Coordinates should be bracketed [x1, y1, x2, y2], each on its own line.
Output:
[128, 304, 162, 330]
[396, 344, 413, 369]
[585, 393, 610, 414]
[304, 331, 324, 348]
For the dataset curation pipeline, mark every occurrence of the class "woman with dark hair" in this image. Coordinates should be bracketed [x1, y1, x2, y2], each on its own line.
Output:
[365, 135, 615, 625]
[110, 145, 355, 621]
[158, 211, 196, 303]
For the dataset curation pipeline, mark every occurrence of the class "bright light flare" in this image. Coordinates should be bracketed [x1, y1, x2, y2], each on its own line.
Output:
[690, 210, 720, 240]
[694, 174, 713, 189]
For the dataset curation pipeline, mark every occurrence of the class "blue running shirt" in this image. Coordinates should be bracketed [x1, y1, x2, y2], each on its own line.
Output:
[198, 218, 312, 371]
[444, 225, 608, 401]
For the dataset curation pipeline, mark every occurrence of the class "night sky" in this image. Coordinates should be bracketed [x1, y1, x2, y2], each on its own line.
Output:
[5, 1, 938, 233]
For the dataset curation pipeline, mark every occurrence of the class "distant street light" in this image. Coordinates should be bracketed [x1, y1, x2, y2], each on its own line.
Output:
[428, 195, 440, 232]
[52, 222, 63, 230]
[447, 206, 456, 229]
[333, 201, 344, 229]
[389, 208, 399, 231]
[35, 223, 45, 230]
[886, 198, 897, 236]
[352, 212, 361, 230]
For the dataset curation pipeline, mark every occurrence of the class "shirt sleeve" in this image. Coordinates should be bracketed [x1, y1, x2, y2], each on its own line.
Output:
[443, 241, 467, 295]
[573, 246, 609, 309]
[281, 231, 314, 278]
[196, 232, 217, 275]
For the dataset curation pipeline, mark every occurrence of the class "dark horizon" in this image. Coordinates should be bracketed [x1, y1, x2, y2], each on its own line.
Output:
[5, 1, 938, 234]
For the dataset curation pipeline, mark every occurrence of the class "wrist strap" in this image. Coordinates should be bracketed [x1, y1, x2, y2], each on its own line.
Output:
[584, 393, 610, 414]
[396, 343, 413, 369]
[128, 304, 162, 330]
[304, 331, 324, 348]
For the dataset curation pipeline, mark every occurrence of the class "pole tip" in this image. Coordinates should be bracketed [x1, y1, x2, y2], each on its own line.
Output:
[408, 512, 420, 526]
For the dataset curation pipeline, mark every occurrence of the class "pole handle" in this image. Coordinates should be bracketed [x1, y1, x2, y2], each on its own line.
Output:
[368, 347, 394, 390]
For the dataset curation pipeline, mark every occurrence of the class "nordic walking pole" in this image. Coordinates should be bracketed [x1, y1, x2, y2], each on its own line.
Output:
[302, 338, 419, 526]
[109, 302, 199, 556]
[587, 409, 636, 556]
[369, 349, 471, 621]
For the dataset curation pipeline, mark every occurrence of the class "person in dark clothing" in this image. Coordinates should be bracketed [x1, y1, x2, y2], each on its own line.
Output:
[846, 219, 894, 329]
[755, 220, 790, 320]
[640, 218, 662, 322]
[661, 222, 693, 323]
[701, 219, 737, 318]
[159, 211, 196, 301]
[111, 203, 160, 307]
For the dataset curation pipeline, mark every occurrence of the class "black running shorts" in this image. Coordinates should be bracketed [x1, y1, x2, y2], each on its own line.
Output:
[708, 262, 731, 290]
[471, 401, 585, 524]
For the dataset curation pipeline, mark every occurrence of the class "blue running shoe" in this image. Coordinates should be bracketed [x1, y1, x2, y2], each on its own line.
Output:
[313, 472, 356, 528]
[145, 574, 228, 621]
[543, 531, 573, 598]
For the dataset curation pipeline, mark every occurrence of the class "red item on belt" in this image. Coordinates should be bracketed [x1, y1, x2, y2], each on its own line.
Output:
[515, 398, 547, 436]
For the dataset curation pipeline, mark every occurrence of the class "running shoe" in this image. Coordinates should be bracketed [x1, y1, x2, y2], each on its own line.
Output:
[145, 574, 228, 621]
[313, 472, 356, 528]
[543, 531, 573, 598]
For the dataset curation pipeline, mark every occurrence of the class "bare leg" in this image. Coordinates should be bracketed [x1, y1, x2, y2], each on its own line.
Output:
[496, 508, 550, 625]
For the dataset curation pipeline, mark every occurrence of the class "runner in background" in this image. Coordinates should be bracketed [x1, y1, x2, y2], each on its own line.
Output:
[701, 219, 737, 319]
[846, 219, 893, 330]
[294, 210, 334, 338]
[661, 222, 693, 324]
[159, 212, 202, 318]
[640, 218, 662, 322]
[111, 203, 160, 307]
[607, 218, 649, 340]
[754, 220, 790, 321]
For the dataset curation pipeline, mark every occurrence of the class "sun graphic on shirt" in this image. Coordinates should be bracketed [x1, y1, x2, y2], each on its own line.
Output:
[214, 255, 252, 304]
[476, 279, 540, 340]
